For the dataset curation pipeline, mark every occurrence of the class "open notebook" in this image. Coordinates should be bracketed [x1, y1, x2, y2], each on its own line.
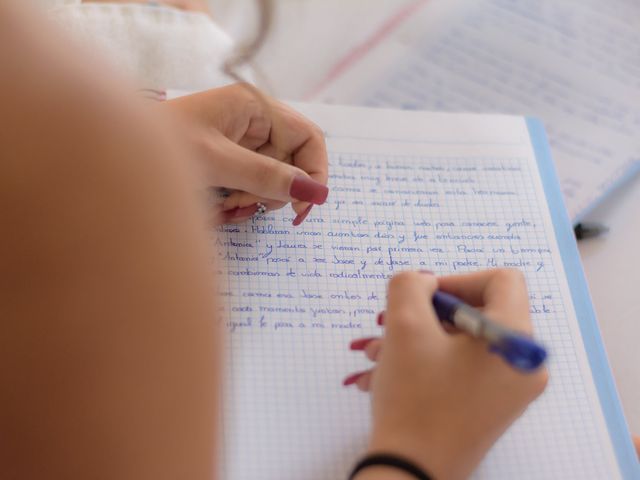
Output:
[310, 0, 640, 222]
[217, 104, 639, 479]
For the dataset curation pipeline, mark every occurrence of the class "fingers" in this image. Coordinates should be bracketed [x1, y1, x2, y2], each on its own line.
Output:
[220, 190, 306, 226]
[177, 87, 329, 219]
[204, 134, 328, 206]
[345, 336, 381, 391]
[355, 372, 372, 392]
[219, 93, 329, 214]
[343, 370, 373, 392]
[219, 203, 259, 224]
[385, 271, 445, 344]
[266, 103, 329, 215]
[350, 337, 382, 362]
[438, 269, 531, 332]
[222, 191, 286, 215]
[633, 435, 640, 458]
[364, 340, 382, 362]
[268, 103, 329, 186]
[437, 269, 526, 307]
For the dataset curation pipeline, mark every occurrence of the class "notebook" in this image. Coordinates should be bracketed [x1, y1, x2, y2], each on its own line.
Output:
[217, 104, 639, 479]
[309, 0, 640, 222]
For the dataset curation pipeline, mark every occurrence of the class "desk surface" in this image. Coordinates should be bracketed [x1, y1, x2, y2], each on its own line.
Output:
[579, 175, 640, 434]
[212, 0, 640, 435]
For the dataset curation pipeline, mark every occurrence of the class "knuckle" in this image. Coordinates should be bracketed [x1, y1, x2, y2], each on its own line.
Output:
[365, 341, 382, 361]
[230, 82, 251, 96]
[310, 122, 325, 141]
[388, 271, 420, 292]
[495, 268, 526, 284]
[493, 269, 528, 300]
[388, 271, 438, 300]
[422, 273, 439, 291]
[529, 368, 550, 397]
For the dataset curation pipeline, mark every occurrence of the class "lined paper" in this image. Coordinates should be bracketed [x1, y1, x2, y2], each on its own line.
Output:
[314, 0, 640, 221]
[218, 105, 621, 479]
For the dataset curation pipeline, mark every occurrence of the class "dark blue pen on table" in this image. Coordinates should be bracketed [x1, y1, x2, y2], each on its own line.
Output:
[432, 291, 547, 372]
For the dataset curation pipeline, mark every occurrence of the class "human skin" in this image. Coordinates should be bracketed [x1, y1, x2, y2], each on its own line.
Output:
[349, 270, 549, 480]
[0, 4, 218, 479]
[0, 4, 563, 480]
[164, 85, 329, 226]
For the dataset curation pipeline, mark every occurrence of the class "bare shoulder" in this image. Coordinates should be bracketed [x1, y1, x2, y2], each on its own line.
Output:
[0, 5, 218, 479]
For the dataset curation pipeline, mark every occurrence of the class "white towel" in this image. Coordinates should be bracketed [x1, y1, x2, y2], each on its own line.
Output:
[49, 3, 251, 91]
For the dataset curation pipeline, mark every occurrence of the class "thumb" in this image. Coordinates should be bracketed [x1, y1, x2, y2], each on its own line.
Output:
[207, 135, 328, 205]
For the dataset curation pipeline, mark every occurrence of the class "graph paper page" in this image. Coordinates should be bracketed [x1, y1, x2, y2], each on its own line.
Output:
[314, 0, 640, 221]
[218, 104, 621, 479]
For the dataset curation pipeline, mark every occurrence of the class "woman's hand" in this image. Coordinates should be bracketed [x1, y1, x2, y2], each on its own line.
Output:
[347, 269, 548, 480]
[165, 85, 329, 225]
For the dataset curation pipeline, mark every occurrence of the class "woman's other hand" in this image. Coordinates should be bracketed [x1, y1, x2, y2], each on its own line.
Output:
[166, 85, 329, 225]
[348, 269, 548, 480]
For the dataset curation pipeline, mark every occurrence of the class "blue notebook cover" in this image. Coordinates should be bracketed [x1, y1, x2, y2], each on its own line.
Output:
[527, 118, 640, 478]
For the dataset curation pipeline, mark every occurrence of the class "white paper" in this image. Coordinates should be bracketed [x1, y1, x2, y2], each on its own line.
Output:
[313, 0, 640, 221]
[217, 103, 621, 479]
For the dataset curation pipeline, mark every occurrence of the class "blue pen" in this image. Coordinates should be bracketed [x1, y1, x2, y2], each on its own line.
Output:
[432, 291, 547, 372]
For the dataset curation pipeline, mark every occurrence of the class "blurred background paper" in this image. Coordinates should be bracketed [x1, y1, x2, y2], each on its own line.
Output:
[306, 0, 640, 222]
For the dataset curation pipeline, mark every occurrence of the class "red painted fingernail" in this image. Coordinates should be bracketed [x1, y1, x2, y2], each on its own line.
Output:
[292, 204, 313, 226]
[343, 371, 365, 386]
[233, 204, 260, 218]
[376, 311, 385, 326]
[289, 175, 329, 205]
[350, 337, 376, 351]
[222, 204, 259, 222]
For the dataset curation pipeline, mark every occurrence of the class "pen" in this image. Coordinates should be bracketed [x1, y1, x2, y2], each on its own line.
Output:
[574, 222, 609, 241]
[432, 291, 547, 372]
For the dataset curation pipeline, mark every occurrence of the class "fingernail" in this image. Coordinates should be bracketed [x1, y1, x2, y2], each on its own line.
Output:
[289, 175, 329, 205]
[292, 204, 313, 226]
[376, 311, 385, 326]
[419, 269, 434, 274]
[343, 371, 365, 386]
[222, 204, 259, 222]
[349, 337, 376, 351]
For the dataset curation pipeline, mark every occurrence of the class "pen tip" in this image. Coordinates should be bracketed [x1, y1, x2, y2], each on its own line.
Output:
[492, 336, 547, 372]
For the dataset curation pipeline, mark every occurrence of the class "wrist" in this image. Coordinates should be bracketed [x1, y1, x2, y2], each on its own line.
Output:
[367, 433, 460, 480]
[353, 465, 417, 480]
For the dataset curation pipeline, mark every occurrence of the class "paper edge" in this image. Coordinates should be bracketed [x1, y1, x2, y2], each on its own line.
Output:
[526, 117, 640, 479]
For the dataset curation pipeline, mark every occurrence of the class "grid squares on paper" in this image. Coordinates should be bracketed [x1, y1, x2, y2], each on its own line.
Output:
[219, 147, 613, 479]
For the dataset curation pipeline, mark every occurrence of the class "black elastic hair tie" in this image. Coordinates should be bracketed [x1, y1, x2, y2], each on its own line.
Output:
[349, 453, 433, 480]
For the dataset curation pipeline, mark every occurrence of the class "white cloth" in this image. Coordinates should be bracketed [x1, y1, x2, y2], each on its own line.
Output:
[49, 3, 250, 91]
[37, 0, 81, 7]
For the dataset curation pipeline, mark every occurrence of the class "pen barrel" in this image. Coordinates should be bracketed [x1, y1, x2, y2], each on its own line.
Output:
[452, 305, 509, 342]
[432, 291, 461, 324]
[433, 291, 503, 340]
[433, 291, 547, 372]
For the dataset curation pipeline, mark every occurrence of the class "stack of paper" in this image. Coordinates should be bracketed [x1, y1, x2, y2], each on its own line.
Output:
[311, 0, 640, 221]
